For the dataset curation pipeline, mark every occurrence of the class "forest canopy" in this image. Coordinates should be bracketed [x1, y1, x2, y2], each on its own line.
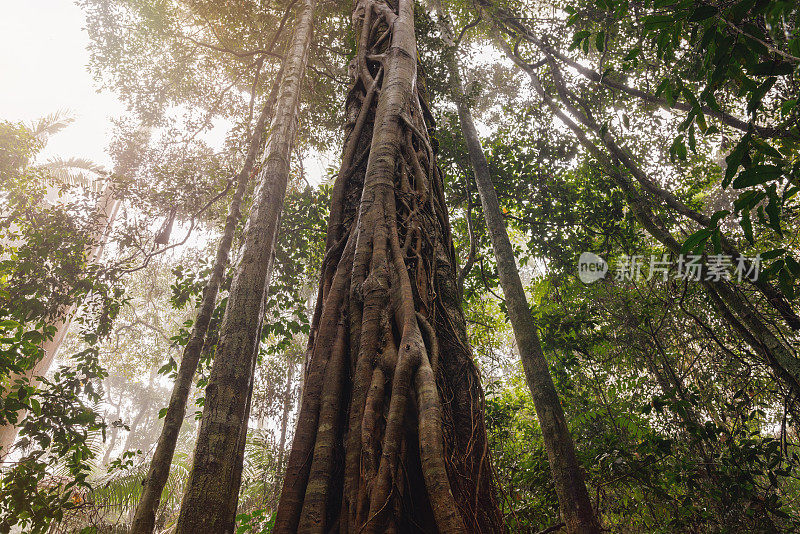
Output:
[0, 0, 799, 532]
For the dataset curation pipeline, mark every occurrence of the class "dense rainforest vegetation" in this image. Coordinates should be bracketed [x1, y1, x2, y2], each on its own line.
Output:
[1, 0, 799, 532]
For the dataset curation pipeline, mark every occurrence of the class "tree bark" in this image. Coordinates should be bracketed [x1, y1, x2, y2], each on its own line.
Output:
[128, 76, 281, 534]
[102, 423, 119, 465]
[173, 0, 316, 531]
[273, 0, 504, 532]
[434, 8, 600, 533]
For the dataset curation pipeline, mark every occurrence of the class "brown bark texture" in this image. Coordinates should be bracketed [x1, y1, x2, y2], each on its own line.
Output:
[172, 0, 317, 531]
[273, 0, 504, 532]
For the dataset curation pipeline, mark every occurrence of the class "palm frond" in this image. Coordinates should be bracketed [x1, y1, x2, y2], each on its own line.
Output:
[29, 110, 74, 141]
[39, 157, 109, 192]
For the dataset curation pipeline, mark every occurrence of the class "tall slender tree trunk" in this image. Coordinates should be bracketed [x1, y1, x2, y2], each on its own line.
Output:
[102, 423, 119, 465]
[102, 379, 123, 464]
[273, 0, 503, 532]
[434, 8, 600, 533]
[123, 366, 158, 453]
[173, 1, 317, 531]
[128, 79, 281, 534]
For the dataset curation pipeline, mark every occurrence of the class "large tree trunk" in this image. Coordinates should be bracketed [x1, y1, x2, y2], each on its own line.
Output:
[434, 8, 600, 534]
[172, 0, 317, 531]
[128, 78, 281, 534]
[273, 0, 504, 532]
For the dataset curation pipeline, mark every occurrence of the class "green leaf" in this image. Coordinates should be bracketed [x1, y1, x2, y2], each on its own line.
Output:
[765, 186, 783, 235]
[761, 248, 786, 261]
[750, 138, 784, 161]
[696, 112, 707, 133]
[595, 32, 605, 52]
[655, 78, 670, 97]
[779, 268, 795, 299]
[158, 407, 168, 419]
[711, 228, 722, 253]
[710, 210, 730, 226]
[740, 210, 754, 243]
[570, 30, 591, 50]
[734, 190, 765, 212]
[732, 165, 782, 189]
[785, 256, 800, 277]
[670, 135, 687, 161]
[681, 87, 701, 110]
[748, 77, 777, 114]
[724, 136, 750, 187]
[681, 229, 711, 254]
[644, 14, 673, 28]
[623, 48, 641, 61]
[750, 61, 796, 76]
[763, 259, 784, 280]
[688, 5, 718, 21]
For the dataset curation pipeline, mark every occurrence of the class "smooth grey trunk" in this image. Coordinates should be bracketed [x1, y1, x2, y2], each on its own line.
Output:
[102, 419, 120, 465]
[102, 382, 123, 465]
[102, 426, 118, 464]
[123, 366, 158, 453]
[128, 85, 279, 534]
[435, 9, 600, 533]
[173, 0, 316, 531]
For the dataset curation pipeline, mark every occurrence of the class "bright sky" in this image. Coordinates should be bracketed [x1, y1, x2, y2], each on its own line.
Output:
[0, 0, 124, 169]
[0, 0, 334, 183]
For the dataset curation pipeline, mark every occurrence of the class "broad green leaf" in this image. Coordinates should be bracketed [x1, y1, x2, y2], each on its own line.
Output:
[688, 5, 717, 22]
[732, 165, 782, 189]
